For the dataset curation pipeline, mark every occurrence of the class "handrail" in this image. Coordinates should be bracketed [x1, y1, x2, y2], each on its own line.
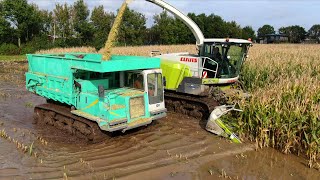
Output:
[200, 57, 219, 78]
[150, 50, 161, 57]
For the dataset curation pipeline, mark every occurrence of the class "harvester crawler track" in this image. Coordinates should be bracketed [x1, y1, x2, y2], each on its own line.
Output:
[33, 103, 108, 142]
[164, 91, 220, 120]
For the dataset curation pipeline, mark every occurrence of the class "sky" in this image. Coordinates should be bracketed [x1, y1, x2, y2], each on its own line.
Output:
[28, 0, 320, 31]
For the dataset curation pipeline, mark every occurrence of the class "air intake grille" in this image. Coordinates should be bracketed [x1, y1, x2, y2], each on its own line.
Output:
[130, 97, 145, 119]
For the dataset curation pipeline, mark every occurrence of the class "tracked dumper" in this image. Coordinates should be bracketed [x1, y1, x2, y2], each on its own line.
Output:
[26, 53, 166, 142]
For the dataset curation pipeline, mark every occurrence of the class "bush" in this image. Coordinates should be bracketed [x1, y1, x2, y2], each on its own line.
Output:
[21, 36, 55, 54]
[20, 43, 37, 54]
[0, 43, 20, 55]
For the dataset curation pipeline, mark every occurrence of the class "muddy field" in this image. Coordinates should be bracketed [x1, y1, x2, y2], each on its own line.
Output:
[0, 61, 319, 180]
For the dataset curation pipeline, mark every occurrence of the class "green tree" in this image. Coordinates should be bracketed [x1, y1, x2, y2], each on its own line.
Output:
[91, 5, 114, 49]
[190, 13, 206, 36]
[188, 13, 243, 39]
[152, 12, 195, 44]
[27, 5, 43, 39]
[53, 3, 73, 41]
[72, 0, 93, 45]
[151, 12, 245, 45]
[0, 16, 11, 43]
[173, 18, 193, 44]
[308, 24, 320, 43]
[0, 1, 13, 43]
[242, 26, 256, 40]
[118, 7, 147, 46]
[150, 11, 176, 44]
[204, 14, 228, 38]
[257, 24, 275, 37]
[279, 25, 306, 43]
[3, 0, 42, 46]
[278, 27, 286, 34]
[40, 10, 53, 35]
[225, 21, 242, 38]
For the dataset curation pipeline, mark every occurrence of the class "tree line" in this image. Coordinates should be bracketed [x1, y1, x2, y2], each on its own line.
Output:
[257, 24, 320, 43]
[0, 0, 255, 54]
[0, 0, 319, 55]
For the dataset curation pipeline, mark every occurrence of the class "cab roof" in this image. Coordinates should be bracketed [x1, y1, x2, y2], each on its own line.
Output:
[204, 38, 252, 44]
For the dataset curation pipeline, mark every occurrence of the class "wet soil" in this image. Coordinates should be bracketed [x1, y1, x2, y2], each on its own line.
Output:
[198, 148, 320, 180]
[0, 61, 319, 180]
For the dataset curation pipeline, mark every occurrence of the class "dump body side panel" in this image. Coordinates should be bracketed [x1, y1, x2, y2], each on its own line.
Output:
[26, 70, 75, 106]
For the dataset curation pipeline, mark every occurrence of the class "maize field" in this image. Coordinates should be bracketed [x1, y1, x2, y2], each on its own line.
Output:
[237, 44, 320, 167]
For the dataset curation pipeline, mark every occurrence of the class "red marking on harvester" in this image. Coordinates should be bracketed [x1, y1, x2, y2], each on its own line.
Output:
[180, 57, 198, 63]
[227, 79, 236, 83]
[202, 71, 208, 78]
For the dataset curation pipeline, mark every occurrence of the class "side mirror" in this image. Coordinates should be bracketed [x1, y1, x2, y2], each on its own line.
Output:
[98, 85, 104, 98]
[163, 77, 166, 87]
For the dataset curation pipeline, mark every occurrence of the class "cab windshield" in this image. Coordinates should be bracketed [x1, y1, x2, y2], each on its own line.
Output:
[125, 72, 164, 104]
[125, 73, 144, 90]
[202, 42, 249, 78]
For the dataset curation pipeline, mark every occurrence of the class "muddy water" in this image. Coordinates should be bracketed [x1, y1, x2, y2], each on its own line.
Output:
[0, 62, 319, 180]
[0, 90, 252, 179]
[198, 148, 320, 180]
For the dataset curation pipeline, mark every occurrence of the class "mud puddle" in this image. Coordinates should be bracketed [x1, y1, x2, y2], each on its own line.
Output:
[198, 148, 320, 180]
[0, 61, 319, 179]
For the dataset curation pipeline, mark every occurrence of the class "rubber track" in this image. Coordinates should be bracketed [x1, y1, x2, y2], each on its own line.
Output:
[34, 103, 108, 142]
[164, 91, 219, 120]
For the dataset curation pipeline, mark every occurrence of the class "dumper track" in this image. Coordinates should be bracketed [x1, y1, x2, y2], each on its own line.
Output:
[164, 91, 221, 120]
[33, 103, 108, 142]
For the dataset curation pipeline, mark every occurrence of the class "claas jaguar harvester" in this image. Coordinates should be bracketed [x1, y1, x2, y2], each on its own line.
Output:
[146, 0, 252, 142]
[147, 0, 252, 119]
[26, 53, 166, 141]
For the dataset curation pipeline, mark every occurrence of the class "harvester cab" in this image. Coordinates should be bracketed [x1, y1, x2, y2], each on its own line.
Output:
[200, 39, 251, 80]
[155, 38, 252, 96]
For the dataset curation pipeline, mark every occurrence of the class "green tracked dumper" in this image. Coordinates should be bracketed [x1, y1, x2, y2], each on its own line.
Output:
[26, 53, 167, 142]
